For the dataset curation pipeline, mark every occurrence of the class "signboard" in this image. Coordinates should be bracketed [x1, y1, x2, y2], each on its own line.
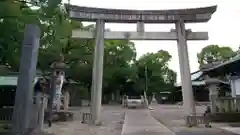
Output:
[70, 11, 183, 22]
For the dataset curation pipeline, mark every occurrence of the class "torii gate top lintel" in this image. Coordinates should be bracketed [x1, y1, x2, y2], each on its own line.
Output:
[65, 4, 217, 23]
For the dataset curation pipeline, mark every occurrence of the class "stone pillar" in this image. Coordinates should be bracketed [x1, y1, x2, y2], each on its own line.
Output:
[122, 95, 125, 107]
[230, 79, 236, 98]
[116, 90, 120, 102]
[175, 20, 196, 116]
[122, 95, 127, 108]
[206, 78, 220, 113]
[11, 24, 40, 134]
[38, 95, 48, 132]
[90, 19, 105, 125]
[151, 93, 158, 105]
[111, 92, 115, 101]
[35, 92, 48, 132]
[230, 77, 240, 110]
[143, 91, 149, 108]
[236, 96, 240, 111]
[230, 77, 240, 109]
[63, 91, 70, 111]
[56, 98, 61, 112]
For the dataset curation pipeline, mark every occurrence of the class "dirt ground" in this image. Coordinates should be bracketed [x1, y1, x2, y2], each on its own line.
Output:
[44, 106, 125, 135]
[151, 104, 239, 135]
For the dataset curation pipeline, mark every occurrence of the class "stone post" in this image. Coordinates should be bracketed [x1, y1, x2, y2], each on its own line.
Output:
[230, 78, 236, 98]
[56, 97, 61, 112]
[37, 94, 48, 132]
[11, 24, 40, 134]
[63, 91, 70, 111]
[116, 90, 120, 102]
[151, 93, 158, 105]
[90, 19, 105, 125]
[236, 96, 240, 111]
[111, 93, 115, 101]
[47, 73, 57, 127]
[230, 76, 240, 110]
[206, 78, 220, 113]
[175, 20, 196, 117]
[122, 95, 125, 107]
[143, 91, 149, 108]
[122, 95, 127, 108]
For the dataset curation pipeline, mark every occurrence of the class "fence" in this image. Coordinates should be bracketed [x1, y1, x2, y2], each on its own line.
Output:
[0, 94, 48, 135]
[215, 97, 240, 113]
[186, 115, 211, 127]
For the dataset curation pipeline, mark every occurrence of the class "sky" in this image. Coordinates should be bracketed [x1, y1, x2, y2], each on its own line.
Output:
[65, 0, 240, 82]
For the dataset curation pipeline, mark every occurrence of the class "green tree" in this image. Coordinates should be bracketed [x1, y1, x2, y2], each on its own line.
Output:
[0, 0, 65, 70]
[0, 0, 177, 102]
[134, 50, 177, 95]
[102, 40, 137, 101]
[0, 0, 28, 69]
[197, 45, 236, 68]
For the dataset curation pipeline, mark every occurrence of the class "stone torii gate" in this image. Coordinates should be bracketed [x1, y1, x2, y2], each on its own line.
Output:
[65, 4, 217, 125]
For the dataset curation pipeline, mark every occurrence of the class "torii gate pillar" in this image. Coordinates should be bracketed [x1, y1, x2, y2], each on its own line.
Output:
[91, 20, 105, 125]
[176, 20, 196, 116]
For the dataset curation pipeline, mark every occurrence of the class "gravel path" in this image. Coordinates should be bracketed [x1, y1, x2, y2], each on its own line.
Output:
[151, 105, 239, 135]
[44, 106, 124, 135]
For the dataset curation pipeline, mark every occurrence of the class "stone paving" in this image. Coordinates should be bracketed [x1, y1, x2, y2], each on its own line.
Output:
[43, 104, 240, 135]
[121, 109, 174, 135]
[151, 105, 239, 135]
[221, 127, 240, 135]
[44, 106, 124, 135]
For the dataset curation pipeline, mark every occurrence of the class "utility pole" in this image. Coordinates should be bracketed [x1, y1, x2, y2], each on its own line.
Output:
[145, 66, 148, 93]
[144, 65, 148, 107]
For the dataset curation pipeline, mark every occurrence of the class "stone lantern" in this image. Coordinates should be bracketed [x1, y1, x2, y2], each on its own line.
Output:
[50, 55, 67, 72]
[151, 93, 158, 105]
[205, 77, 221, 113]
[50, 54, 67, 111]
[48, 55, 67, 127]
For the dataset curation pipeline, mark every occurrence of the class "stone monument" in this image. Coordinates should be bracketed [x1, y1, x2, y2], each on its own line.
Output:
[11, 24, 41, 134]
[65, 4, 217, 125]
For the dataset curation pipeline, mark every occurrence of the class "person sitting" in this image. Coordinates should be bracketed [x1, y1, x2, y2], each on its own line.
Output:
[204, 106, 211, 116]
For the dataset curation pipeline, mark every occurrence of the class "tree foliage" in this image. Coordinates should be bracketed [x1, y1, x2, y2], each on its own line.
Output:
[197, 45, 236, 68]
[134, 50, 177, 95]
[0, 0, 177, 101]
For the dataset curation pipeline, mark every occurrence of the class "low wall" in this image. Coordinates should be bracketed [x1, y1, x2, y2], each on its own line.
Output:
[209, 113, 240, 122]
